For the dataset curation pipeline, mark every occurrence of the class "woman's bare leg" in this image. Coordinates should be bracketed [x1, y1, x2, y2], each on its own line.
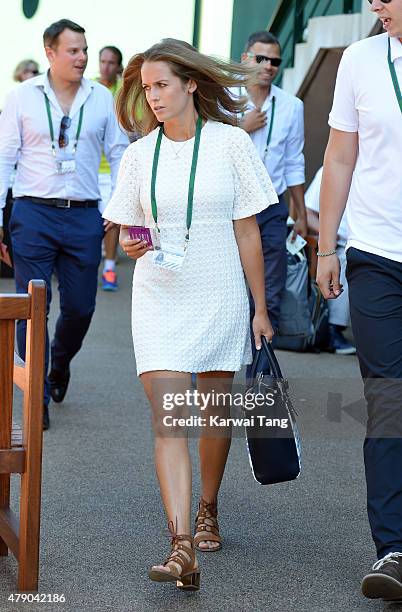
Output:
[141, 370, 196, 573]
[197, 371, 234, 550]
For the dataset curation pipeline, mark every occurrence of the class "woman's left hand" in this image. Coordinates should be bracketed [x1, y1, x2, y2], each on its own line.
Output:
[252, 311, 274, 350]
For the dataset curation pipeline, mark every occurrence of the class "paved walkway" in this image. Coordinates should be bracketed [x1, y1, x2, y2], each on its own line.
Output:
[0, 259, 395, 612]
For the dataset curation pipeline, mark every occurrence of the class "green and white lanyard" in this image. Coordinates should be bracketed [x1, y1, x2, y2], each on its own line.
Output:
[263, 95, 276, 160]
[240, 89, 276, 160]
[151, 115, 202, 250]
[43, 93, 84, 157]
[388, 38, 402, 114]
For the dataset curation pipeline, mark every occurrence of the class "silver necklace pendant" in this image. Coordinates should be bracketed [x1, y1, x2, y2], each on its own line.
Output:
[169, 139, 188, 159]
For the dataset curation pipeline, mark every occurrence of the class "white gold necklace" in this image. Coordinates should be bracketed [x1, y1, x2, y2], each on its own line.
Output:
[168, 138, 190, 159]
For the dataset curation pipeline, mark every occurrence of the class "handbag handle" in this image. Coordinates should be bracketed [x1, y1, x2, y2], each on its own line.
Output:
[249, 337, 283, 381]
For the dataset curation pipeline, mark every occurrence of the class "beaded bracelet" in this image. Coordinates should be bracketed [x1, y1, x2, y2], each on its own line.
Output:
[316, 249, 336, 257]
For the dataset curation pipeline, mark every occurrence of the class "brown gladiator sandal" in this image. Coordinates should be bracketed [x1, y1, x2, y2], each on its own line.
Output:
[194, 498, 222, 552]
[148, 521, 200, 591]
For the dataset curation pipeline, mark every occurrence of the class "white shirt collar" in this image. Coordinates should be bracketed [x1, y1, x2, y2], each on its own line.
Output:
[244, 85, 275, 111]
[261, 87, 275, 112]
[389, 36, 402, 63]
[34, 70, 94, 117]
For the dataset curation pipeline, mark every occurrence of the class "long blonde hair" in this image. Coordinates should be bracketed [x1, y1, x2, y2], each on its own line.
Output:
[115, 38, 255, 135]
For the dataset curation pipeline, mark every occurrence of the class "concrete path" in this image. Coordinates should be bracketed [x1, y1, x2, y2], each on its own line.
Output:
[0, 259, 396, 612]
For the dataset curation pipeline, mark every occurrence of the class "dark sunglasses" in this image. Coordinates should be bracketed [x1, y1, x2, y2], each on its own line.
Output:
[58, 115, 71, 148]
[367, 0, 392, 3]
[255, 54, 282, 67]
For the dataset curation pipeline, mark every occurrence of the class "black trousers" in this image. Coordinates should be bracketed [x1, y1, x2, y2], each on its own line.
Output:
[346, 247, 402, 559]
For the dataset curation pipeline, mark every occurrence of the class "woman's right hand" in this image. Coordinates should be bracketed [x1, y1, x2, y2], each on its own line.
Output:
[119, 226, 152, 261]
[122, 238, 152, 260]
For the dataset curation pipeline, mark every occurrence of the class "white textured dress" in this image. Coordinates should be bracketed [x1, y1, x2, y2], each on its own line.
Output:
[103, 121, 278, 375]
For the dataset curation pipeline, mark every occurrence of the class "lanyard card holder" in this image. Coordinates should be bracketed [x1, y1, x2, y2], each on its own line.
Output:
[56, 159, 76, 175]
[44, 94, 84, 175]
[153, 244, 186, 272]
[150, 115, 202, 272]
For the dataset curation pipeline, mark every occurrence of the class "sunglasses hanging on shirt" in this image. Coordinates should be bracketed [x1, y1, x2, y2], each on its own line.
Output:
[43, 93, 84, 175]
[59, 116, 72, 148]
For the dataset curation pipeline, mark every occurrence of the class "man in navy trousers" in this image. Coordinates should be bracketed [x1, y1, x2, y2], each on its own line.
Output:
[0, 19, 128, 429]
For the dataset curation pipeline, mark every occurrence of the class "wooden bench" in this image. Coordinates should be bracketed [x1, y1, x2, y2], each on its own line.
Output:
[0, 279, 46, 591]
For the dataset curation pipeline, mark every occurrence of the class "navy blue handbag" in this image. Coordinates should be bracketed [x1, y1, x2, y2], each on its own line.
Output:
[245, 337, 301, 485]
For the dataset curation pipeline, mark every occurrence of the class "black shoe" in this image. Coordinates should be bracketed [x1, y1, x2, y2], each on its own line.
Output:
[43, 405, 50, 431]
[49, 368, 70, 403]
[361, 552, 402, 601]
[327, 324, 356, 355]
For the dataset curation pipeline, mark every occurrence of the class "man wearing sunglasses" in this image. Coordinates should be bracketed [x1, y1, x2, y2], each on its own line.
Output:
[240, 31, 307, 356]
[0, 19, 128, 430]
[317, 0, 402, 601]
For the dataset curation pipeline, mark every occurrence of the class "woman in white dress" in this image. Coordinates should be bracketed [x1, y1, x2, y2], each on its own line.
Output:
[103, 38, 277, 591]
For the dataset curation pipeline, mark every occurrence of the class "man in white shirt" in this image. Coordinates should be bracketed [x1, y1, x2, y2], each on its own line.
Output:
[305, 166, 356, 354]
[240, 31, 307, 358]
[0, 19, 128, 429]
[317, 0, 402, 601]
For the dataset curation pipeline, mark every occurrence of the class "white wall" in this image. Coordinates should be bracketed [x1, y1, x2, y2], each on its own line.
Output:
[282, 0, 378, 94]
[0, 0, 196, 107]
[198, 0, 234, 60]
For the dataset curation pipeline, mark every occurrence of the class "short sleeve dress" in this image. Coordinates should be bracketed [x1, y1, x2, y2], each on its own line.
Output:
[103, 120, 278, 375]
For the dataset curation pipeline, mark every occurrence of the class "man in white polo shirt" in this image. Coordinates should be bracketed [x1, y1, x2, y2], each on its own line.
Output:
[317, 0, 402, 601]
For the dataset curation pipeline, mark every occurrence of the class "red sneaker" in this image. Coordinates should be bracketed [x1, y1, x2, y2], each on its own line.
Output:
[101, 269, 118, 291]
